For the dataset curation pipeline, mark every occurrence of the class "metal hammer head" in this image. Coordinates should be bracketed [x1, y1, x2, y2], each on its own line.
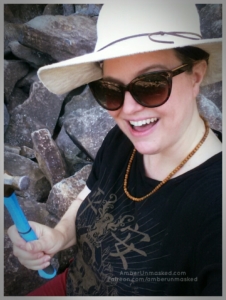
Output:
[4, 173, 30, 197]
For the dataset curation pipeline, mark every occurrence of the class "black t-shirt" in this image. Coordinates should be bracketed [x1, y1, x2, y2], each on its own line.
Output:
[66, 125, 222, 296]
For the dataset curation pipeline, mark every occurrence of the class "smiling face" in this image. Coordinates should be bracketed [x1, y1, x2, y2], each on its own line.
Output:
[103, 49, 206, 156]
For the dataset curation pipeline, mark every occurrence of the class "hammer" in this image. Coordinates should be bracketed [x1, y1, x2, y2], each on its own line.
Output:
[4, 172, 56, 279]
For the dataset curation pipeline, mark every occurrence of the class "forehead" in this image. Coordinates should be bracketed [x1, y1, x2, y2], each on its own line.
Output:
[103, 49, 180, 82]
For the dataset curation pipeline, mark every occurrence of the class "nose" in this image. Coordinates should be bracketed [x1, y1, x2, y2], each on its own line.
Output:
[121, 91, 144, 114]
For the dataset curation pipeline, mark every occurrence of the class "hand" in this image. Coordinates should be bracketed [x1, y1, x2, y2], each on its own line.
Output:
[7, 221, 65, 271]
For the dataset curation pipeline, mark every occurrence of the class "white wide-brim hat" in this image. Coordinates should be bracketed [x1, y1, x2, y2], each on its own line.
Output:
[38, 1, 222, 95]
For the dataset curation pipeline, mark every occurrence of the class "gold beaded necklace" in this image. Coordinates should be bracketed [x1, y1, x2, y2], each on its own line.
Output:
[123, 117, 209, 202]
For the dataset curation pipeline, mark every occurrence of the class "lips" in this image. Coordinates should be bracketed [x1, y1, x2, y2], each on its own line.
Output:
[129, 118, 158, 132]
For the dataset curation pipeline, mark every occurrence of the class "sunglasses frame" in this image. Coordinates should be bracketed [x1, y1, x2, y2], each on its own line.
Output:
[89, 63, 191, 111]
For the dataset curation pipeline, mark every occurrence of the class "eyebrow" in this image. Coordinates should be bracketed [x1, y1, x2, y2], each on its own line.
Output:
[103, 64, 169, 83]
[139, 64, 169, 74]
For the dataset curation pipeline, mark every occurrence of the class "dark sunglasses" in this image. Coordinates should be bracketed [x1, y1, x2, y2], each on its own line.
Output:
[89, 63, 191, 111]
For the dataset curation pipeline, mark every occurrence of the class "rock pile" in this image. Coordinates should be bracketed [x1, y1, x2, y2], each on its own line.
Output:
[4, 4, 222, 296]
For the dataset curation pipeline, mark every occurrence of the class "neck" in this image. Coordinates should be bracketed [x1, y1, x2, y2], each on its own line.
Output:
[143, 114, 208, 180]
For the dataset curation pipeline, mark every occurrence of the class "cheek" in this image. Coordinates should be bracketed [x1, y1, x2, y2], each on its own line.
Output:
[171, 76, 195, 107]
[108, 110, 120, 120]
[160, 78, 196, 123]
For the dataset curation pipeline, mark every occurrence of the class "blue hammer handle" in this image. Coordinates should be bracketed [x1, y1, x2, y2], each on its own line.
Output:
[4, 192, 57, 279]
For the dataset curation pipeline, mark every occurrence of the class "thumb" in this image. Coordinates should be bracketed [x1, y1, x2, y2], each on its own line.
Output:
[25, 239, 46, 253]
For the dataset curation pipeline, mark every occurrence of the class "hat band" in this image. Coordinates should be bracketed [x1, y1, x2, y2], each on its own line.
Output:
[98, 31, 202, 51]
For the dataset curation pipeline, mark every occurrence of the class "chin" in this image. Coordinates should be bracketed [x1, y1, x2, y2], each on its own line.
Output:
[133, 142, 159, 155]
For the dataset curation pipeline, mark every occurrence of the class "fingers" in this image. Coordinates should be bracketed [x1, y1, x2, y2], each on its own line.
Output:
[7, 225, 27, 248]
[7, 224, 52, 271]
[8, 225, 47, 254]
[12, 244, 51, 271]
[24, 239, 47, 253]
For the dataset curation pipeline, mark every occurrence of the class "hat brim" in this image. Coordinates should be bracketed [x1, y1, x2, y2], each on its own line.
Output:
[38, 37, 222, 95]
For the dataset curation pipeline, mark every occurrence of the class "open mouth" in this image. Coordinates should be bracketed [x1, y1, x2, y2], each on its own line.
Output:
[129, 118, 159, 132]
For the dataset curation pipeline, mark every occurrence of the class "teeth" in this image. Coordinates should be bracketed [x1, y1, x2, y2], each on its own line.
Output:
[130, 118, 158, 127]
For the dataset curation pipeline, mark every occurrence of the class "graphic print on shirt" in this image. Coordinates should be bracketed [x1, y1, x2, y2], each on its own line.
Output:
[79, 187, 151, 270]
[68, 170, 169, 296]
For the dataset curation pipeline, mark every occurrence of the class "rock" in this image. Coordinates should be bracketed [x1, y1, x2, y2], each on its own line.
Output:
[4, 5, 16, 23]
[198, 4, 222, 38]
[4, 80, 65, 148]
[46, 164, 92, 219]
[4, 4, 46, 24]
[4, 22, 23, 55]
[19, 14, 97, 62]
[60, 85, 115, 159]
[64, 106, 116, 159]
[75, 4, 102, 16]
[20, 146, 36, 159]
[9, 40, 55, 69]
[200, 81, 222, 112]
[4, 144, 21, 155]
[4, 60, 30, 103]
[4, 105, 10, 133]
[32, 128, 68, 187]
[4, 151, 51, 202]
[55, 125, 83, 175]
[43, 4, 64, 16]
[63, 4, 75, 16]
[6, 87, 28, 114]
[197, 94, 222, 132]
[17, 70, 39, 88]
[59, 85, 99, 125]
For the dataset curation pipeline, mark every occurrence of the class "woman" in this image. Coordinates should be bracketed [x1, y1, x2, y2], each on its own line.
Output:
[8, 1, 222, 296]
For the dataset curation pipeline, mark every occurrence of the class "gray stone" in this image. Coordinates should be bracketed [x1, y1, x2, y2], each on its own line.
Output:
[64, 106, 116, 159]
[4, 151, 51, 202]
[4, 144, 21, 155]
[4, 22, 23, 55]
[19, 14, 97, 62]
[17, 70, 39, 88]
[60, 86, 115, 159]
[59, 85, 98, 126]
[4, 60, 30, 103]
[56, 125, 80, 158]
[4, 4, 46, 24]
[9, 40, 55, 69]
[4, 80, 65, 148]
[20, 146, 36, 159]
[43, 4, 64, 16]
[4, 105, 10, 133]
[197, 94, 222, 132]
[200, 81, 222, 112]
[75, 4, 102, 16]
[4, 5, 16, 23]
[198, 4, 222, 38]
[7, 87, 28, 114]
[31, 128, 68, 187]
[46, 164, 92, 219]
[63, 4, 75, 16]
[55, 125, 85, 175]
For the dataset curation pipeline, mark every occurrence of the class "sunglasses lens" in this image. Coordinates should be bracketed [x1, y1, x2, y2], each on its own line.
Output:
[131, 74, 170, 107]
[89, 81, 123, 110]
[89, 72, 172, 110]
